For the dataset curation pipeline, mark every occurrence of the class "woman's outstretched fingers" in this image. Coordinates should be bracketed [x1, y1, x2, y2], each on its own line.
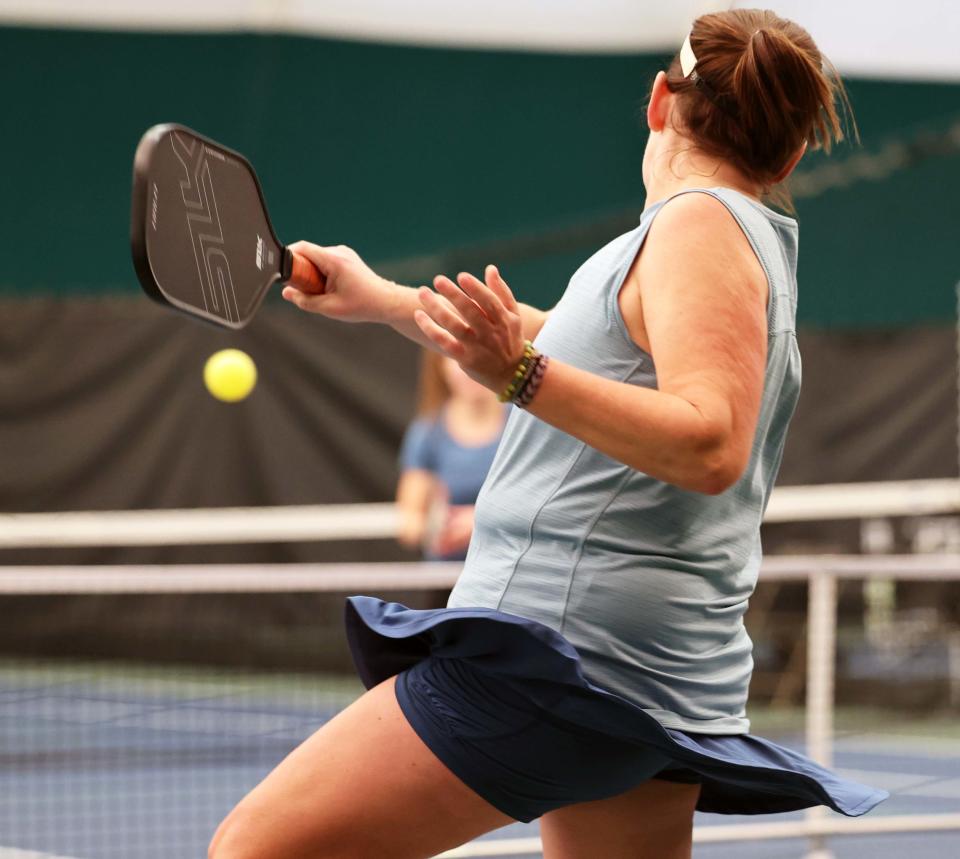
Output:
[415, 308, 464, 356]
[418, 287, 473, 340]
[434, 276, 488, 328]
[485, 265, 518, 311]
[457, 271, 506, 321]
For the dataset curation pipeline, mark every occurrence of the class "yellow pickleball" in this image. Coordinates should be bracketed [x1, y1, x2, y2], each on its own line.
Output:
[203, 349, 257, 402]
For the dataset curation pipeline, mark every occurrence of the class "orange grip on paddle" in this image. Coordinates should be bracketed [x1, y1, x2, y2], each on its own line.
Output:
[287, 252, 326, 294]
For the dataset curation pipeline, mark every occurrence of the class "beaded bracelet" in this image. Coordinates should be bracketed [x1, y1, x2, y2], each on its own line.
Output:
[510, 350, 540, 399]
[497, 341, 537, 403]
[515, 353, 549, 408]
[497, 341, 550, 407]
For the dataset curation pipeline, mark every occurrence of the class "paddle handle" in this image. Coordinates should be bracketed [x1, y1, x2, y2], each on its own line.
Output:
[282, 248, 326, 294]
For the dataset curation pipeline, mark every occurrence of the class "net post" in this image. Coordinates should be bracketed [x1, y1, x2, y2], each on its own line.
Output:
[804, 563, 838, 859]
[955, 280, 960, 482]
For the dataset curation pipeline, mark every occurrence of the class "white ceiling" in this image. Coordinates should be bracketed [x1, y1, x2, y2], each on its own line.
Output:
[0, 0, 956, 81]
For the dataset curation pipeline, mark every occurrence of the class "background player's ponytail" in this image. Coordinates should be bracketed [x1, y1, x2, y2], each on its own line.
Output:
[665, 9, 855, 211]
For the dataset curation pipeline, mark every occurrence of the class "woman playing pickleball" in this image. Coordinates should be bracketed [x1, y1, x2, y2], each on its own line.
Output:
[211, 10, 886, 858]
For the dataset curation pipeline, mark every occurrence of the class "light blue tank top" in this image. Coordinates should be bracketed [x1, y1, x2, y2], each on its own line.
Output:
[448, 187, 801, 734]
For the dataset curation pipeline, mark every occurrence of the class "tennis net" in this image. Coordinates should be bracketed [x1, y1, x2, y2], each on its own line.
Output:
[2, 554, 960, 859]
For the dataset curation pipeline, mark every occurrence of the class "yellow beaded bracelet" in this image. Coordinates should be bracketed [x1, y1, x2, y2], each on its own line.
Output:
[498, 341, 537, 403]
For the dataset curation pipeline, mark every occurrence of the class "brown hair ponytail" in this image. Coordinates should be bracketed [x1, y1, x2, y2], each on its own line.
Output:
[665, 9, 854, 211]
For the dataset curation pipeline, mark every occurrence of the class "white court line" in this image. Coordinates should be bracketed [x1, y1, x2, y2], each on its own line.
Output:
[838, 767, 960, 801]
[836, 734, 960, 757]
[441, 813, 960, 856]
[0, 849, 80, 859]
[903, 778, 960, 800]
[836, 768, 940, 793]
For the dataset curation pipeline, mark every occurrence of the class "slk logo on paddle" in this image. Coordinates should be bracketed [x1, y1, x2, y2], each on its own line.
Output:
[170, 131, 240, 321]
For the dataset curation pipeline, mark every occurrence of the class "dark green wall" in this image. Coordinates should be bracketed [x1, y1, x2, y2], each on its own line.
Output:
[1, 26, 958, 326]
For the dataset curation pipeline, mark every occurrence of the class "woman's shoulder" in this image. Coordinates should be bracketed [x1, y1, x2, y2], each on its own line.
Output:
[627, 189, 770, 336]
[644, 191, 765, 277]
[648, 188, 797, 259]
[649, 187, 745, 228]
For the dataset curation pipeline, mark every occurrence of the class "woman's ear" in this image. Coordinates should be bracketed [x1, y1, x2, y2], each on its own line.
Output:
[647, 71, 671, 133]
[774, 140, 808, 183]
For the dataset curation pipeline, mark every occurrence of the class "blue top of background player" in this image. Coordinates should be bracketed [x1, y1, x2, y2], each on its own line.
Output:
[397, 351, 507, 561]
[400, 412, 501, 507]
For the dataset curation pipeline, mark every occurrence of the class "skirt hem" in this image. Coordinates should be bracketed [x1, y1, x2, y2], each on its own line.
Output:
[344, 595, 888, 818]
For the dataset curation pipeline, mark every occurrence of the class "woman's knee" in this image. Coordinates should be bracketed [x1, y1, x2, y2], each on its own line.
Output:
[207, 675, 511, 859]
[207, 803, 342, 859]
[207, 816, 230, 859]
[208, 808, 405, 859]
[207, 806, 264, 859]
[207, 813, 239, 859]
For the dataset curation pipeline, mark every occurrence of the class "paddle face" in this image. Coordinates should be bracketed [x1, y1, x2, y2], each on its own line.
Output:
[131, 124, 285, 329]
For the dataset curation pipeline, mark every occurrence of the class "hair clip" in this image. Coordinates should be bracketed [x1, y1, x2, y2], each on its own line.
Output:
[678, 30, 739, 119]
[680, 33, 698, 77]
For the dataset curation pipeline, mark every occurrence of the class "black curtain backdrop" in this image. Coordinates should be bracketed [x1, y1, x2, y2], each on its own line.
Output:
[0, 295, 422, 564]
[1, 297, 956, 672]
[2, 296, 955, 533]
[781, 327, 957, 484]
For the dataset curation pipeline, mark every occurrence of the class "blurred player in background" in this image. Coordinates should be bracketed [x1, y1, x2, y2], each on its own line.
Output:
[397, 350, 507, 561]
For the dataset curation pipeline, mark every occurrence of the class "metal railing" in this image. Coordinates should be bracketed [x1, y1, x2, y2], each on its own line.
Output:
[1, 478, 957, 548]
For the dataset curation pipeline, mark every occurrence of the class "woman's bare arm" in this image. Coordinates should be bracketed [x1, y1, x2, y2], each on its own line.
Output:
[281, 196, 763, 494]
[415, 194, 768, 495]
[279, 244, 549, 347]
[395, 469, 437, 550]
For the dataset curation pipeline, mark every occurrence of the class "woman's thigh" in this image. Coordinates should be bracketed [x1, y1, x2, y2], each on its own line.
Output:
[540, 778, 701, 859]
[209, 675, 514, 859]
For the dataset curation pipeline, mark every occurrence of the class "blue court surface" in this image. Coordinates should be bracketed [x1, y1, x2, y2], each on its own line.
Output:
[1, 662, 957, 858]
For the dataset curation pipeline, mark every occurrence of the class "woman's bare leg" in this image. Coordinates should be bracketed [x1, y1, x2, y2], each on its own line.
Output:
[209, 676, 513, 859]
[540, 778, 700, 859]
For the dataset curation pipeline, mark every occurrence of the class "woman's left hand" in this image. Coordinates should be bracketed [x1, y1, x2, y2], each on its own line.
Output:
[414, 265, 525, 393]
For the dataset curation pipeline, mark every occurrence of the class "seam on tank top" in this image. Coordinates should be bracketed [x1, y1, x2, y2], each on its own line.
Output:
[493, 223, 647, 609]
[492, 351, 643, 613]
[493, 439, 594, 613]
[557, 466, 636, 637]
[552, 355, 643, 631]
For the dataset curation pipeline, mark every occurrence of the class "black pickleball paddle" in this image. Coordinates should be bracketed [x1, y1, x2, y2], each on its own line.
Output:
[131, 123, 324, 329]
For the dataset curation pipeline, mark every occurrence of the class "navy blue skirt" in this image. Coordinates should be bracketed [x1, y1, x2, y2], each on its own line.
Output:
[345, 596, 888, 822]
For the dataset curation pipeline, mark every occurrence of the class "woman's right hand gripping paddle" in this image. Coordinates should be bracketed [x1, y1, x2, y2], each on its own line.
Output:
[282, 241, 400, 324]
